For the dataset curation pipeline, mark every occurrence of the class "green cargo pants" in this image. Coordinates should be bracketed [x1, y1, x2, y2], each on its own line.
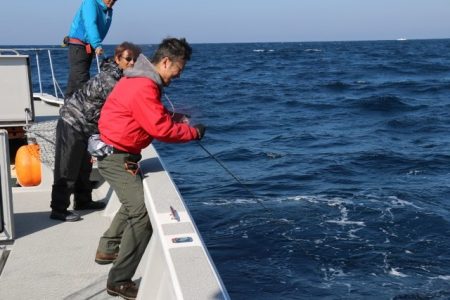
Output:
[96, 153, 152, 284]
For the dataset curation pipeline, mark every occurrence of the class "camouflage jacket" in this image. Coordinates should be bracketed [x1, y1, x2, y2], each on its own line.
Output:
[60, 58, 122, 137]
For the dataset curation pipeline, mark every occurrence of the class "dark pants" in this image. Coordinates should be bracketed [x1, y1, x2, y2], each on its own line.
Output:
[65, 44, 93, 99]
[96, 153, 152, 284]
[51, 119, 93, 212]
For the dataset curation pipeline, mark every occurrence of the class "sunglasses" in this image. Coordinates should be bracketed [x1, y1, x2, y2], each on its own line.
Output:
[121, 56, 136, 63]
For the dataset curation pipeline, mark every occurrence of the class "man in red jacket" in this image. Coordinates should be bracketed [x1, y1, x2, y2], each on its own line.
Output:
[94, 37, 205, 300]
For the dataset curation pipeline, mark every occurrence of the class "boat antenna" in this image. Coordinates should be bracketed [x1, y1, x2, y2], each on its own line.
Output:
[196, 141, 271, 212]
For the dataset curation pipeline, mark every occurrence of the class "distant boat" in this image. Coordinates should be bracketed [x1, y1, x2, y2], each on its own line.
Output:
[396, 38, 407, 41]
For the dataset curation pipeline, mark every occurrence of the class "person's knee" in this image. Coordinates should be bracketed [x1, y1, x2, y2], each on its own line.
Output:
[129, 210, 151, 230]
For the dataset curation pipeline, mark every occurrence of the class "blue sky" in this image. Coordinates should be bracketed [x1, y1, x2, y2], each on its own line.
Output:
[1, 0, 448, 45]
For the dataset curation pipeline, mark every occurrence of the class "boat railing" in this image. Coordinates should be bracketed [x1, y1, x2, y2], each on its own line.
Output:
[0, 48, 66, 104]
[0, 47, 102, 106]
[141, 145, 230, 299]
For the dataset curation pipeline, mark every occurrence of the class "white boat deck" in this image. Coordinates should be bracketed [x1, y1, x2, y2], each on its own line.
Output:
[0, 154, 124, 299]
[0, 182, 116, 299]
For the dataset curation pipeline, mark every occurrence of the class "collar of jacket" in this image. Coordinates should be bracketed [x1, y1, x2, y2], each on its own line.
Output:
[96, 0, 108, 10]
[123, 54, 164, 91]
[100, 58, 122, 78]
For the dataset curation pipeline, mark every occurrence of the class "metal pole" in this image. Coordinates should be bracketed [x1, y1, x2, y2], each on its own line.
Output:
[47, 50, 58, 98]
[35, 50, 43, 94]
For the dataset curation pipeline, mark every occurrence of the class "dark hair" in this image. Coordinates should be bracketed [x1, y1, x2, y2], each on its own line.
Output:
[151, 37, 192, 64]
[114, 42, 142, 59]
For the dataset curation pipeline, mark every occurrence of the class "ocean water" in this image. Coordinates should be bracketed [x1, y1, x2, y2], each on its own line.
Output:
[22, 39, 450, 299]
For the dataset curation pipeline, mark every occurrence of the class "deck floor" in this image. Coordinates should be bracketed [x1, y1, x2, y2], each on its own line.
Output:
[0, 185, 126, 299]
[0, 101, 151, 299]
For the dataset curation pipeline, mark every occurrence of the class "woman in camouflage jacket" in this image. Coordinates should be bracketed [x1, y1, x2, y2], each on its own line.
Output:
[50, 42, 142, 222]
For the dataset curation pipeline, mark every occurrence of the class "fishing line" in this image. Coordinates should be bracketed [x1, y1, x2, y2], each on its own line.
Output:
[196, 141, 271, 213]
[196, 141, 310, 258]
[161, 93, 278, 221]
[164, 93, 176, 117]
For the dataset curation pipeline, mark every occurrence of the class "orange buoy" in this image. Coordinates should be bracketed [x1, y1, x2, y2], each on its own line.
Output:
[15, 144, 42, 187]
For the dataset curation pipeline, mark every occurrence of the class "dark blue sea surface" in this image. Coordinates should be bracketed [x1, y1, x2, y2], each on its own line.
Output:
[21, 39, 450, 299]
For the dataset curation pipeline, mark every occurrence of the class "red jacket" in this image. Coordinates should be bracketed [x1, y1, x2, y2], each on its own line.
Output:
[99, 73, 198, 154]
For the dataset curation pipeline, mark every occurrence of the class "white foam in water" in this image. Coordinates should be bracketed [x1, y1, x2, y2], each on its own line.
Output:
[326, 220, 365, 226]
[388, 196, 422, 209]
[321, 267, 347, 281]
[326, 200, 366, 227]
[252, 49, 275, 52]
[286, 195, 317, 202]
[286, 194, 351, 205]
[201, 197, 260, 206]
[407, 169, 422, 175]
[388, 268, 408, 277]
[348, 227, 364, 238]
[283, 195, 366, 227]
[265, 152, 284, 159]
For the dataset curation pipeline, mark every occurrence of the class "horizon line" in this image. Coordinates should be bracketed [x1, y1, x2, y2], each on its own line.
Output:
[2, 37, 450, 47]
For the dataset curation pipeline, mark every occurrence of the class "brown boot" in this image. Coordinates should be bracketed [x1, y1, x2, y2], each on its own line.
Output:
[95, 251, 118, 265]
[107, 281, 138, 300]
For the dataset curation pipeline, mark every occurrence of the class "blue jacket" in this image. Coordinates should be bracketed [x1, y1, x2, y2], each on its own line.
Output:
[68, 0, 113, 49]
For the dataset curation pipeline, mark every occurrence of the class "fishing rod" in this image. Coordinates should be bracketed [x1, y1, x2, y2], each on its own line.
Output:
[196, 141, 271, 213]
[95, 54, 101, 73]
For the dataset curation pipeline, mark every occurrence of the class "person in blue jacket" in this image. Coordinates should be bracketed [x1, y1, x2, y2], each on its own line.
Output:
[65, 0, 117, 98]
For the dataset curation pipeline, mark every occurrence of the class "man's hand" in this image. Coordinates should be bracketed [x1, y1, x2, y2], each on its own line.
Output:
[172, 112, 190, 124]
[194, 124, 206, 140]
[95, 47, 104, 56]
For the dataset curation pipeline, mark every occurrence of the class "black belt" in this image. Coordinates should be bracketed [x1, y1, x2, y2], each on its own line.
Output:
[110, 146, 140, 159]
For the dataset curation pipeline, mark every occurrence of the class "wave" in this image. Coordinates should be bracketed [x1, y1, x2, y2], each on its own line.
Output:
[386, 115, 450, 133]
[321, 81, 353, 90]
[252, 49, 275, 53]
[304, 48, 322, 52]
[351, 95, 412, 112]
[393, 290, 450, 300]
[377, 79, 450, 94]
